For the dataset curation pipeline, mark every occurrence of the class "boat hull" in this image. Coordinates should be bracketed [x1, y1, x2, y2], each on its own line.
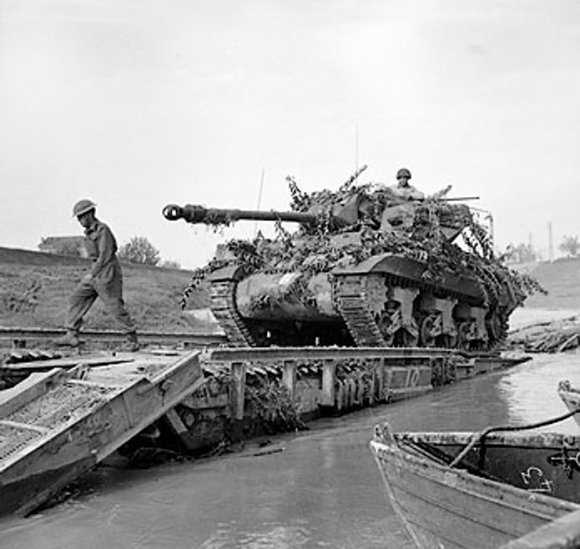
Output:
[370, 425, 580, 549]
[558, 380, 580, 431]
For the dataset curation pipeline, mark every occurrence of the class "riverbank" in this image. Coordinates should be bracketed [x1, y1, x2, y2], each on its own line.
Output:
[508, 307, 580, 352]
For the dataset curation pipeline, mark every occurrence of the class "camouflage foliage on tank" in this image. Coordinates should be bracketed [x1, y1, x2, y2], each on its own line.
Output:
[165, 166, 544, 350]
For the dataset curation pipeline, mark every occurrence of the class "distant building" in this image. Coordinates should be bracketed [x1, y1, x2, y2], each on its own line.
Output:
[38, 236, 88, 258]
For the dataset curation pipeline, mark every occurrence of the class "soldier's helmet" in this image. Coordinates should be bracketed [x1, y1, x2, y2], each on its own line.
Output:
[396, 168, 412, 180]
[72, 199, 97, 218]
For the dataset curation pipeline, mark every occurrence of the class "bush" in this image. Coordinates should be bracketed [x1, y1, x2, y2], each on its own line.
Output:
[118, 237, 160, 266]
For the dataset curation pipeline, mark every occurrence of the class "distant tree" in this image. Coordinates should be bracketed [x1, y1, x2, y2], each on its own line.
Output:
[118, 236, 160, 266]
[502, 242, 537, 263]
[160, 259, 181, 270]
[559, 235, 580, 258]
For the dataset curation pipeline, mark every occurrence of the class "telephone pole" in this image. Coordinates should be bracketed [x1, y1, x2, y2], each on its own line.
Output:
[548, 221, 554, 261]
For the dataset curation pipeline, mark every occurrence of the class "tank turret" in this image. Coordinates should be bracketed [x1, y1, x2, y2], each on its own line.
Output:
[163, 188, 471, 241]
[165, 171, 536, 351]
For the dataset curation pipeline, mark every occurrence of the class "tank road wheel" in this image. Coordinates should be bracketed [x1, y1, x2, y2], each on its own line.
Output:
[376, 310, 396, 346]
[456, 321, 473, 351]
[441, 333, 457, 349]
[419, 315, 437, 347]
[378, 304, 420, 347]
[396, 325, 419, 347]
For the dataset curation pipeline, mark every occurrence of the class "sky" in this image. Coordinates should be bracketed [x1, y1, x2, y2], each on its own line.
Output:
[1, 0, 580, 269]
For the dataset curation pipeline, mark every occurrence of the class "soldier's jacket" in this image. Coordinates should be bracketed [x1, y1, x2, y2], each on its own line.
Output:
[388, 184, 425, 201]
[84, 219, 121, 285]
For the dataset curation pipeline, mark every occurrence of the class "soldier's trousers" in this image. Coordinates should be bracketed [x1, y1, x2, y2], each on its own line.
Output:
[66, 275, 136, 335]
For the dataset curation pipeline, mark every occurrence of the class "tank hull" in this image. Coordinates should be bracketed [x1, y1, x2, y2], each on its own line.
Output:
[208, 253, 515, 351]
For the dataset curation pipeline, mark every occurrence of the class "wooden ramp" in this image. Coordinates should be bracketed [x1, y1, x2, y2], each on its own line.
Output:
[0, 350, 204, 517]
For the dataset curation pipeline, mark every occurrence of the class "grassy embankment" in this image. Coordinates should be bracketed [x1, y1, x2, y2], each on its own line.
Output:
[0, 246, 208, 333]
[509, 258, 580, 329]
[523, 258, 580, 310]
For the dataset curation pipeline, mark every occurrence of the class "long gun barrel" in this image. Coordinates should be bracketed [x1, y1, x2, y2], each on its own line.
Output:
[441, 196, 480, 202]
[163, 204, 318, 226]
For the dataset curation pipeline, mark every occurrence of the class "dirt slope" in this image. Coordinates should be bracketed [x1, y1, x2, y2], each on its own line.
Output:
[0, 246, 208, 332]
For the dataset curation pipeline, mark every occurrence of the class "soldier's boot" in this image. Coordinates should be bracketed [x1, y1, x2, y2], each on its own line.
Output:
[122, 332, 140, 352]
[53, 331, 80, 347]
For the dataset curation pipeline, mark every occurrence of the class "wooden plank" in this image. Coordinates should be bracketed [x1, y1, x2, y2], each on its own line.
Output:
[500, 507, 580, 548]
[163, 409, 199, 452]
[1, 355, 134, 372]
[164, 408, 189, 437]
[66, 378, 123, 389]
[229, 361, 246, 420]
[0, 368, 66, 417]
[321, 359, 336, 406]
[0, 420, 49, 433]
[335, 380, 344, 412]
[281, 360, 296, 399]
[346, 378, 356, 408]
[208, 346, 456, 363]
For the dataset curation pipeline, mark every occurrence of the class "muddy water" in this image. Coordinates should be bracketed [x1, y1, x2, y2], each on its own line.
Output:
[1, 352, 579, 549]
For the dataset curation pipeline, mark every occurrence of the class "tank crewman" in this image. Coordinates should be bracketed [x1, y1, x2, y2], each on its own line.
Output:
[382, 168, 425, 230]
[390, 168, 425, 201]
[54, 199, 140, 351]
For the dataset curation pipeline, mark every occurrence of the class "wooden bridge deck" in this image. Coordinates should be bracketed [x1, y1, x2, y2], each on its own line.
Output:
[0, 350, 204, 516]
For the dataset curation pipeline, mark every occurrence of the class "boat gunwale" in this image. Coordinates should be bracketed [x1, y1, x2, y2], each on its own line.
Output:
[370, 428, 580, 515]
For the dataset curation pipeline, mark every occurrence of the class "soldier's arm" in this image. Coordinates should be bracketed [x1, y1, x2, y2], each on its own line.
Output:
[90, 225, 116, 277]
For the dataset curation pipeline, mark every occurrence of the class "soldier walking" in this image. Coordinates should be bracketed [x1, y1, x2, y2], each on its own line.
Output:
[54, 199, 140, 351]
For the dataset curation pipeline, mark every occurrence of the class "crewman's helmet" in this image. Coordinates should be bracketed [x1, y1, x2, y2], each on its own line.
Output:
[396, 168, 412, 180]
[72, 199, 97, 218]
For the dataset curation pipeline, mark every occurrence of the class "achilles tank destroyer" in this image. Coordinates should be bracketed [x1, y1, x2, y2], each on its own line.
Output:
[163, 170, 526, 350]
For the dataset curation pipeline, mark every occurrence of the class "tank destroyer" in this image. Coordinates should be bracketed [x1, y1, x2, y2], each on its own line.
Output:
[163, 168, 541, 350]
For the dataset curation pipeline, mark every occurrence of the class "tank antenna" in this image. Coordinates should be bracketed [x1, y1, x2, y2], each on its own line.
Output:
[254, 167, 265, 237]
[355, 124, 359, 174]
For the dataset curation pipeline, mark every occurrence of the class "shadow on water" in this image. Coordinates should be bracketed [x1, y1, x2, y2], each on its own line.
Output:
[1, 352, 578, 549]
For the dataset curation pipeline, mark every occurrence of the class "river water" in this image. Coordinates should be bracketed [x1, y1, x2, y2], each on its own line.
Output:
[1, 352, 579, 549]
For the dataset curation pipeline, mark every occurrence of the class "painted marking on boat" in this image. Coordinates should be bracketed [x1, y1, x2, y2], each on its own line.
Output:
[521, 466, 554, 493]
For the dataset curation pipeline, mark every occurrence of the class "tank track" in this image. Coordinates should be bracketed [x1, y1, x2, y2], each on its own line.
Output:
[210, 279, 256, 347]
[334, 270, 497, 350]
[334, 274, 386, 347]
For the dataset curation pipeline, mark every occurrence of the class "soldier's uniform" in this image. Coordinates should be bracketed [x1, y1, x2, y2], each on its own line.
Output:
[382, 168, 424, 229]
[55, 199, 139, 350]
[389, 183, 425, 202]
[66, 219, 137, 336]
